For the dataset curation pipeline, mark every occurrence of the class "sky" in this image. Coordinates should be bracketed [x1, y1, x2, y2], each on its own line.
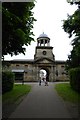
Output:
[4, 0, 77, 61]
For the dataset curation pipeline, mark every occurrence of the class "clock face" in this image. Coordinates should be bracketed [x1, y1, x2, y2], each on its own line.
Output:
[43, 51, 47, 55]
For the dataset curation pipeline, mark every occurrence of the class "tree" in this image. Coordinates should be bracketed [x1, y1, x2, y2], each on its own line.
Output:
[62, 2, 80, 69]
[62, 2, 80, 92]
[2, 2, 36, 58]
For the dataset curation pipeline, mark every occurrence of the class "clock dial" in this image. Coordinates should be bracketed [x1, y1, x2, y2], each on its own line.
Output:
[43, 51, 47, 55]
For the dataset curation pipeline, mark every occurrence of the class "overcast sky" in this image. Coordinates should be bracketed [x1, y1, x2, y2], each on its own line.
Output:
[4, 0, 77, 61]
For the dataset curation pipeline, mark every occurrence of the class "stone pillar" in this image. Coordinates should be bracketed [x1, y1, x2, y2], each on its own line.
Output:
[43, 39, 45, 46]
[55, 65, 58, 81]
[37, 41, 39, 46]
[48, 40, 50, 46]
[50, 66, 53, 82]
[47, 40, 49, 46]
[53, 66, 56, 81]
[33, 66, 38, 81]
[50, 65, 55, 82]
[53, 65, 56, 81]
[36, 66, 39, 81]
[40, 40, 41, 46]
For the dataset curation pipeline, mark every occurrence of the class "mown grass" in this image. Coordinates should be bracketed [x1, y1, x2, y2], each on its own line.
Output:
[55, 83, 80, 103]
[3, 84, 31, 104]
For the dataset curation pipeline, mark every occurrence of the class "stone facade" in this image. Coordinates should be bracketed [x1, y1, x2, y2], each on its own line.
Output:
[3, 33, 69, 82]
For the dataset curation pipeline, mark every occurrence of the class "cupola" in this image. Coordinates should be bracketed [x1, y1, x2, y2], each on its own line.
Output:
[37, 32, 50, 46]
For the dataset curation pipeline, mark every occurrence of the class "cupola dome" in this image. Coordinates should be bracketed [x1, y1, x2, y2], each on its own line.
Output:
[37, 32, 50, 40]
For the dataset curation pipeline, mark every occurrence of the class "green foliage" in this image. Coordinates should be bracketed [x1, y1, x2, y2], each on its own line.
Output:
[62, 2, 80, 93]
[66, 45, 80, 69]
[62, 2, 80, 69]
[63, 9, 80, 38]
[2, 71, 15, 94]
[69, 68, 80, 93]
[2, 2, 36, 57]
[67, 1, 80, 8]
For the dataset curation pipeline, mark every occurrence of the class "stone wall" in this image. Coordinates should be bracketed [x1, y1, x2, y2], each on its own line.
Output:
[5, 61, 69, 82]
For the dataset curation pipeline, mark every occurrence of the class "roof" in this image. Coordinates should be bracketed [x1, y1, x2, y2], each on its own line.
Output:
[55, 60, 66, 64]
[36, 46, 53, 49]
[11, 59, 34, 61]
[39, 33, 48, 38]
[37, 32, 50, 39]
[2, 59, 34, 64]
[2, 59, 66, 64]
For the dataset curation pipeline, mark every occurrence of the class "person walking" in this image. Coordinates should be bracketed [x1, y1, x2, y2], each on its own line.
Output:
[44, 78, 48, 86]
[39, 79, 41, 86]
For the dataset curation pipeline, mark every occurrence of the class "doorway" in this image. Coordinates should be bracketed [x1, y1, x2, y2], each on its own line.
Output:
[39, 68, 49, 82]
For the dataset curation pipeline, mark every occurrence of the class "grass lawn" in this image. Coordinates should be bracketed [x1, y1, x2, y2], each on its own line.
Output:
[55, 83, 80, 103]
[3, 84, 31, 104]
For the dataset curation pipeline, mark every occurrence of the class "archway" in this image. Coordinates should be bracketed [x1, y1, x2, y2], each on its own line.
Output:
[39, 67, 49, 82]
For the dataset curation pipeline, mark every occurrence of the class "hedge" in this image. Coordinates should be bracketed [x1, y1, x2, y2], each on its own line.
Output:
[69, 67, 80, 93]
[2, 71, 15, 94]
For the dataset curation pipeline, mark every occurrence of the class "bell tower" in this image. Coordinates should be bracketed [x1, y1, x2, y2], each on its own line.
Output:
[34, 32, 55, 61]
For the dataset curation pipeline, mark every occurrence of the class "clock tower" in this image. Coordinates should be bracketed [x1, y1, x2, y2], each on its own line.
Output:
[34, 32, 55, 61]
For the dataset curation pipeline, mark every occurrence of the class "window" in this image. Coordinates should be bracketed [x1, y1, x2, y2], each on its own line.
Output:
[61, 65, 64, 68]
[25, 65, 28, 67]
[15, 73, 23, 81]
[16, 64, 19, 67]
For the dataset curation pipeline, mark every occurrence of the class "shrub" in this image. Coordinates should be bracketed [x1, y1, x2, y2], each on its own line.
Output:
[69, 67, 80, 93]
[2, 71, 15, 94]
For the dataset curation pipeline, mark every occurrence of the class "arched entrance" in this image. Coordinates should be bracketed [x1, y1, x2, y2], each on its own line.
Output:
[39, 67, 49, 82]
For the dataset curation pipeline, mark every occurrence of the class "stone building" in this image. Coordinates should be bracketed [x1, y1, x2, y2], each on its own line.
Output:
[3, 33, 69, 82]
